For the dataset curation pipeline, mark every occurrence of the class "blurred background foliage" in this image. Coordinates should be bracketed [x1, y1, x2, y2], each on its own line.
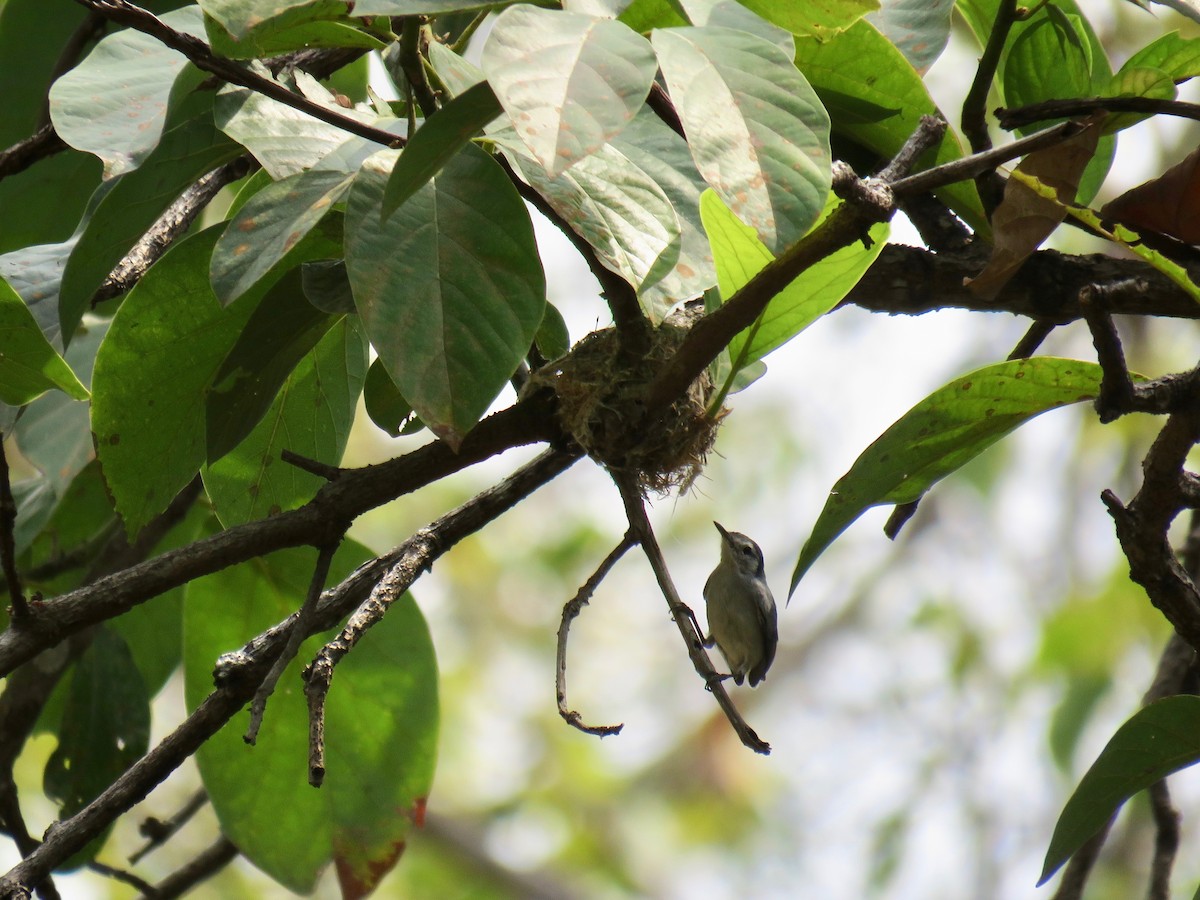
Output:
[9, 2, 1200, 898]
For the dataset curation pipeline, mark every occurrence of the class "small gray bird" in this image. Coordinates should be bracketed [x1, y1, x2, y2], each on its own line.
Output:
[703, 522, 778, 687]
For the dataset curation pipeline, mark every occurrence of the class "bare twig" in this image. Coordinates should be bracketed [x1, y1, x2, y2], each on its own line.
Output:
[1079, 285, 1135, 423]
[556, 536, 635, 736]
[139, 837, 238, 900]
[92, 157, 254, 306]
[0, 390, 562, 678]
[0, 438, 27, 622]
[303, 447, 582, 786]
[960, 0, 1017, 210]
[280, 449, 343, 481]
[129, 790, 207, 864]
[245, 542, 339, 744]
[0, 124, 68, 181]
[70, 0, 405, 150]
[613, 476, 770, 754]
[400, 19, 438, 118]
[0, 447, 580, 895]
[998, 96, 1200, 132]
[1146, 779, 1179, 900]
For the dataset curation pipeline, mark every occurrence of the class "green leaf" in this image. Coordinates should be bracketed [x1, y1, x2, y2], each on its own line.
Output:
[960, 0, 1112, 203]
[0, 0, 102, 254]
[364, 357, 423, 437]
[794, 17, 987, 234]
[701, 189, 887, 367]
[184, 542, 438, 896]
[865, 0, 954, 72]
[59, 89, 241, 338]
[9, 320, 106, 553]
[0, 277, 88, 405]
[344, 145, 545, 446]
[482, 6, 657, 175]
[1040, 696, 1200, 885]
[653, 26, 830, 255]
[48, 6, 207, 177]
[382, 81, 503, 218]
[301, 259, 356, 314]
[215, 78, 401, 179]
[200, 0, 348, 40]
[1119, 30, 1200, 81]
[510, 144, 682, 316]
[535, 302, 570, 360]
[204, 318, 366, 525]
[91, 227, 257, 537]
[211, 170, 353, 305]
[609, 107, 717, 310]
[206, 268, 339, 463]
[737, 0, 877, 38]
[354, 0, 518, 12]
[45, 627, 150, 823]
[1102, 66, 1176, 133]
[790, 358, 1104, 594]
[619, 0, 689, 31]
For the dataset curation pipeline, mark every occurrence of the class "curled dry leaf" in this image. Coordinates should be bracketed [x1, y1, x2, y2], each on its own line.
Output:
[1102, 145, 1200, 245]
[968, 120, 1102, 300]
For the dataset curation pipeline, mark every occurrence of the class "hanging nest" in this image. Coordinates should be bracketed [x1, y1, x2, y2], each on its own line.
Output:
[526, 311, 725, 494]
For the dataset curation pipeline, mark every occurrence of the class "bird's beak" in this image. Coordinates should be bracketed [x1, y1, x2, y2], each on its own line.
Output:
[713, 521, 730, 540]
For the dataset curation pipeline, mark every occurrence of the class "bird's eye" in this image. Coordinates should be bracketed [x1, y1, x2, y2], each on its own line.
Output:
[741, 546, 755, 558]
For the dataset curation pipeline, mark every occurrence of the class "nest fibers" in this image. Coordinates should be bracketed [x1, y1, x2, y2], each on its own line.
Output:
[526, 315, 725, 494]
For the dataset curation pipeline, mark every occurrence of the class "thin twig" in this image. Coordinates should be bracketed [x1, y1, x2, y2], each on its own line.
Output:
[0, 779, 60, 900]
[1007, 320, 1056, 361]
[613, 476, 770, 754]
[0, 389, 563, 678]
[400, 19, 439, 118]
[998, 96, 1200, 132]
[0, 437, 28, 622]
[129, 790, 208, 863]
[960, 0, 1017, 210]
[888, 120, 1084, 198]
[303, 447, 582, 786]
[139, 837, 238, 900]
[70, 0, 406, 150]
[556, 536, 635, 737]
[0, 124, 68, 181]
[1079, 284, 1135, 423]
[245, 542, 339, 744]
[0, 449, 580, 894]
[1146, 779, 1179, 900]
[280, 449, 343, 481]
[84, 859, 154, 895]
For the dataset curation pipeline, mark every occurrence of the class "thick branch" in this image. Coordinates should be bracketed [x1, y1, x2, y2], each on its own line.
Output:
[0, 392, 562, 677]
[0, 447, 579, 895]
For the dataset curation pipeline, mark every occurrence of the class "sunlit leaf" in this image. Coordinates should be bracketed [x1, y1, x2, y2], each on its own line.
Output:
[483, 6, 656, 175]
[736, 0, 877, 38]
[790, 359, 1104, 594]
[48, 6, 206, 177]
[654, 25, 830, 254]
[793, 16, 986, 233]
[701, 190, 887, 366]
[345, 145, 545, 446]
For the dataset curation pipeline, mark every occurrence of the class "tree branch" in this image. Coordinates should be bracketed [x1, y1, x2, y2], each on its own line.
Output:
[614, 476, 770, 754]
[556, 535, 634, 737]
[303, 447, 582, 786]
[998, 96, 1200, 132]
[69, 0, 405, 150]
[0, 391, 563, 678]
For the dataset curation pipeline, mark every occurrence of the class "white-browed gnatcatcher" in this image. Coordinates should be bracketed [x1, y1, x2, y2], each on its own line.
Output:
[703, 522, 778, 687]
